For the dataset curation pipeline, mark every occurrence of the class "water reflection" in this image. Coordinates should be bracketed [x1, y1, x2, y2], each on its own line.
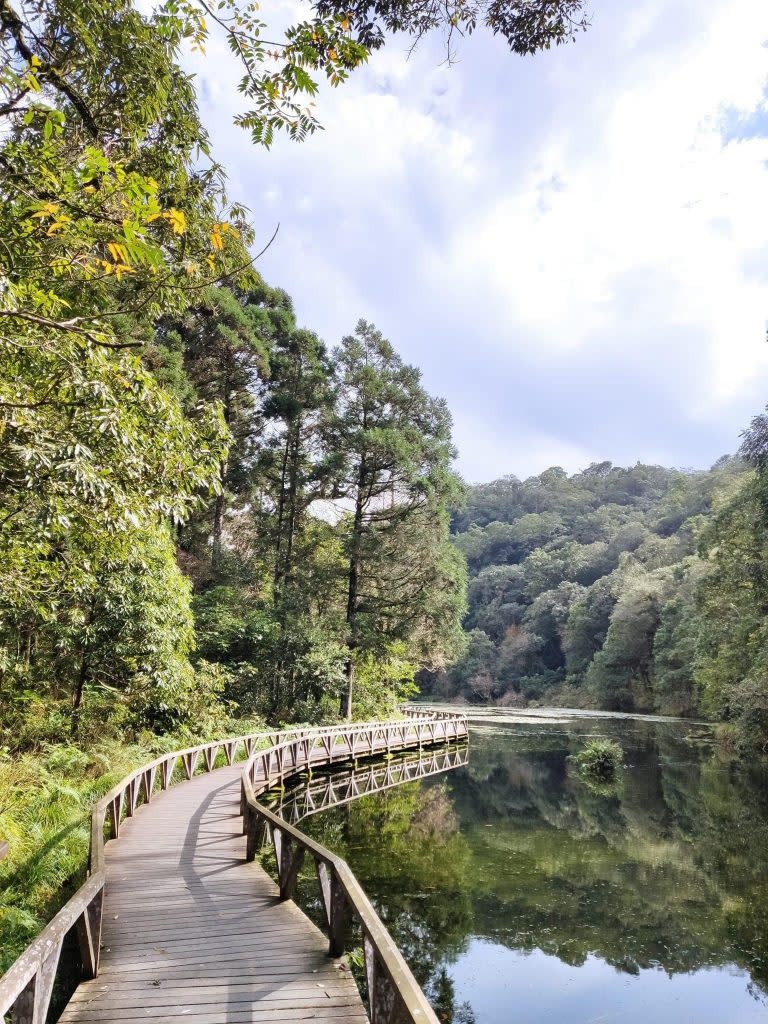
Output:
[267, 742, 469, 824]
[288, 713, 768, 1024]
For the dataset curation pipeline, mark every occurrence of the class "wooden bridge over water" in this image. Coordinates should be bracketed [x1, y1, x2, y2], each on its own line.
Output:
[1, 711, 468, 1024]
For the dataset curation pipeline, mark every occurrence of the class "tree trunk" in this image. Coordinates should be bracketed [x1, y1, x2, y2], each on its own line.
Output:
[273, 431, 291, 595]
[341, 458, 366, 720]
[211, 485, 225, 570]
[70, 654, 88, 737]
[340, 658, 354, 720]
[284, 419, 301, 585]
[213, 369, 232, 572]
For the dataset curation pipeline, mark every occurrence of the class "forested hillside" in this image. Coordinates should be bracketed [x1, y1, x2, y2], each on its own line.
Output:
[426, 442, 768, 755]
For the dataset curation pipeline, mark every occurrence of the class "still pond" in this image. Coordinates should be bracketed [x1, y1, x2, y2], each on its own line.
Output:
[278, 708, 768, 1024]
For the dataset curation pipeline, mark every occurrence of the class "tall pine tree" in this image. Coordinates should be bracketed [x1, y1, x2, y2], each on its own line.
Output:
[330, 321, 466, 717]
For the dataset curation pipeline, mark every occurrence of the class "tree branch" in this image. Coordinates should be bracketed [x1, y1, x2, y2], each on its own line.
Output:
[0, 0, 99, 137]
[0, 310, 143, 348]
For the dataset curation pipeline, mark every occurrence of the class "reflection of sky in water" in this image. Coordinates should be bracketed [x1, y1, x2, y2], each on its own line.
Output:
[451, 940, 766, 1024]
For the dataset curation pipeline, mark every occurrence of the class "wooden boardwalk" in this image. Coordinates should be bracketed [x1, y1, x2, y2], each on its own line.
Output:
[2, 714, 468, 1024]
[58, 765, 366, 1024]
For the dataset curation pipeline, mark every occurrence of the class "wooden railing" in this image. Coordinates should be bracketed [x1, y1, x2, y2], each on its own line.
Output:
[0, 711, 467, 1024]
[241, 713, 468, 1024]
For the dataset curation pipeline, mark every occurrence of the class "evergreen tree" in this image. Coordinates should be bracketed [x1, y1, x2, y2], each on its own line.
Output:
[330, 320, 466, 717]
[251, 323, 339, 713]
[151, 285, 278, 576]
[696, 427, 768, 754]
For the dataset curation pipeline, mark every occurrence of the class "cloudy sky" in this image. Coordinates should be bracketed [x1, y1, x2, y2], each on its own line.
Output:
[188, 0, 768, 483]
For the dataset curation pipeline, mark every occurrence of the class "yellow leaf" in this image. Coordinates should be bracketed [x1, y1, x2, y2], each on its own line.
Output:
[46, 215, 72, 236]
[166, 208, 187, 234]
[32, 202, 60, 219]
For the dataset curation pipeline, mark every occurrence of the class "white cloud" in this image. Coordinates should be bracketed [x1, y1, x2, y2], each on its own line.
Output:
[186, 0, 768, 481]
[452, 410, 597, 484]
[442, 0, 768, 387]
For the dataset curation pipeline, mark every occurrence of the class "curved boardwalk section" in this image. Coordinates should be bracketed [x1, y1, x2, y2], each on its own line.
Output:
[0, 712, 467, 1024]
[58, 765, 364, 1024]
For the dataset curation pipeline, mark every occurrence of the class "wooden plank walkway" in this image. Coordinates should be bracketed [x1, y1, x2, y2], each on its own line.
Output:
[58, 765, 366, 1024]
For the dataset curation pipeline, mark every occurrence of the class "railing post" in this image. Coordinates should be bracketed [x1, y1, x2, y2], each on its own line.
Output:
[277, 834, 305, 900]
[365, 935, 403, 1024]
[141, 767, 156, 803]
[182, 751, 198, 780]
[244, 804, 267, 862]
[109, 793, 122, 839]
[328, 868, 353, 957]
[161, 756, 177, 790]
[11, 939, 63, 1024]
[125, 778, 139, 817]
[76, 887, 104, 979]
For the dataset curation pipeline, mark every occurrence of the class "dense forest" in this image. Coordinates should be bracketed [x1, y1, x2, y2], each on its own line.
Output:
[424, 442, 768, 757]
[0, 0, 488, 758]
[0, 0, 593, 753]
[2, 282, 467, 749]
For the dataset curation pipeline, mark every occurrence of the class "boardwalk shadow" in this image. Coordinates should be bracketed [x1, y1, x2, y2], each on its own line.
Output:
[179, 772, 337, 1024]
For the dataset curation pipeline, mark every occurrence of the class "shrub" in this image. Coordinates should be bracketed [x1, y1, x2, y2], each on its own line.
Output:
[572, 738, 624, 781]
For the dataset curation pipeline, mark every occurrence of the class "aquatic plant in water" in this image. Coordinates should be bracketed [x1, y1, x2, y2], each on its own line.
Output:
[571, 739, 624, 782]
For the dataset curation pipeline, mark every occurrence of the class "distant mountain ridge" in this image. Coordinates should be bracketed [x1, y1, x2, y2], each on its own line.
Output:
[424, 459, 747, 717]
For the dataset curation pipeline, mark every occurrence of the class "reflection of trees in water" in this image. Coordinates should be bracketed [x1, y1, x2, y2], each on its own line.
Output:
[448, 722, 768, 993]
[296, 775, 475, 1022]
[297, 722, 768, 1022]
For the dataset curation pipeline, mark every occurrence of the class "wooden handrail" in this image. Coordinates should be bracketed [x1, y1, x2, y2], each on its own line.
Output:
[241, 712, 468, 1024]
[0, 711, 467, 1024]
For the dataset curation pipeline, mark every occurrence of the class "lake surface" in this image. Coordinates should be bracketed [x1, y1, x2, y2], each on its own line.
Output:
[278, 708, 768, 1024]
